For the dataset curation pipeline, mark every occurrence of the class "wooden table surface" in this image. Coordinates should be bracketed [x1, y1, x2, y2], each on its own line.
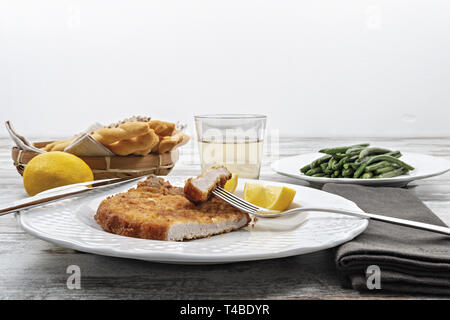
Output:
[1, 136, 449, 300]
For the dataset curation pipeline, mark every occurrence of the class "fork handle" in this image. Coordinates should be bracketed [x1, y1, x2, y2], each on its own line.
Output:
[304, 207, 450, 236]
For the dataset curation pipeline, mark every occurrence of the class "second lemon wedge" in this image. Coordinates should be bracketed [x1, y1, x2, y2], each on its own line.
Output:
[223, 173, 239, 193]
[243, 183, 296, 211]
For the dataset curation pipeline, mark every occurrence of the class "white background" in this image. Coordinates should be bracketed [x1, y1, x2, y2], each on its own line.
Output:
[1, 0, 450, 138]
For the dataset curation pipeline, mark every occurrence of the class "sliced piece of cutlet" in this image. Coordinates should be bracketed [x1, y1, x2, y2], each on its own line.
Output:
[184, 166, 232, 203]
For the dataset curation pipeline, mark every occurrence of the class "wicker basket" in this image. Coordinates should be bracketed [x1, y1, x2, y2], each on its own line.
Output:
[12, 141, 179, 180]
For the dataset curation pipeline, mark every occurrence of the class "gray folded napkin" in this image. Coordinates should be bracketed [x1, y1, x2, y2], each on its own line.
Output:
[322, 183, 450, 295]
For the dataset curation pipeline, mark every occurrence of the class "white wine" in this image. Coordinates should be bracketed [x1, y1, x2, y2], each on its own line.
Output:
[198, 140, 263, 179]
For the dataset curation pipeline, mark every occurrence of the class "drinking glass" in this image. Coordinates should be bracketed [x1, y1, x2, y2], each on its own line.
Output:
[194, 114, 267, 179]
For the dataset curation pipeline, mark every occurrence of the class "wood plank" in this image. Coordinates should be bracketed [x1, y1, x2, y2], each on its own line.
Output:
[0, 234, 438, 299]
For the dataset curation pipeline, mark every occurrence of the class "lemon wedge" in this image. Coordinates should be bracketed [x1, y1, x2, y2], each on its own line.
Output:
[223, 173, 238, 193]
[243, 183, 267, 207]
[243, 183, 296, 211]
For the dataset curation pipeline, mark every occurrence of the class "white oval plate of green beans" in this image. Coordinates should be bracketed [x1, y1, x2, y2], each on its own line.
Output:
[271, 144, 450, 187]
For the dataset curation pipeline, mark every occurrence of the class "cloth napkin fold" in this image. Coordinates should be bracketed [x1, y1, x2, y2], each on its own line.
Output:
[322, 183, 450, 295]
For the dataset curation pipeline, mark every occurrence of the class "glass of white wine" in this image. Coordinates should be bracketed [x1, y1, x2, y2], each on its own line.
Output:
[194, 114, 267, 179]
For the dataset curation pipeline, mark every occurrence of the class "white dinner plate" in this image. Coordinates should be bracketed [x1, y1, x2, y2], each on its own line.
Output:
[17, 177, 368, 264]
[271, 152, 450, 187]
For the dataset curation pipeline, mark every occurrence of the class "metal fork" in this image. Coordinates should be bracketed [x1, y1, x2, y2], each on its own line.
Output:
[212, 187, 450, 236]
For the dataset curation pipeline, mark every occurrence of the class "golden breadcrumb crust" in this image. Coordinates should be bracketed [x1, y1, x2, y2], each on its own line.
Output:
[95, 176, 250, 241]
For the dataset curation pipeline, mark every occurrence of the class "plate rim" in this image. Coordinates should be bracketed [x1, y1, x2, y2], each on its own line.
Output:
[17, 178, 369, 264]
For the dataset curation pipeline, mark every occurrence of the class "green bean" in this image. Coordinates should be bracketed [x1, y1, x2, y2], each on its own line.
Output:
[319, 147, 349, 155]
[342, 168, 354, 177]
[305, 167, 323, 176]
[375, 166, 397, 174]
[332, 156, 349, 170]
[331, 170, 340, 178]
[312, 173, 327, 177]
[353, 157, 373, 178]
[320, 159, 333, 173]
[376, 168, 406, 178]
[333, 153, 348, 159]
[327, 158, 337, 170]
[357, 150, 401, 164]
[354, 155, 413, 178]
[319, 144, 370, 155]
[361, 172, 374, 179]
[355, 151, 402, 164]
[344, 156, 354, 163]
[300, 164, 311, 174]
[323, 167, 333, 174]
[310, 154, 332, 168]
[358, 147, 392, 161]
[344, 155, 358, 167]
[386, 151, 402, 158]
[300, 164, 311, 173]
[345, 147, 365, 155]
[364, 160, 391, 172]
[367, 155, 414, 171]
[344, 162, 359, 170]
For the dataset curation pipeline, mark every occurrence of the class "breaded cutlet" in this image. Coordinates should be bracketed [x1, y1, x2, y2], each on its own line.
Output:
[95, 176, 250, 241]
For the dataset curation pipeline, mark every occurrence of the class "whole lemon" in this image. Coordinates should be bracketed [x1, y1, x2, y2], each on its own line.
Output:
[23, 151, 94, 196]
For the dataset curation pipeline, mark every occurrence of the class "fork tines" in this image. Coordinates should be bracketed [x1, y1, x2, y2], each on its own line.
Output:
[212, 187, 260, 214]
